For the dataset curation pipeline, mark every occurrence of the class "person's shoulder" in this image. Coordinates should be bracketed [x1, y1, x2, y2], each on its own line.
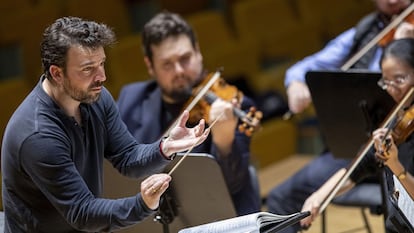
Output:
[355, 12, 379, 31]
[351, 11, 381, 48]
[100, 87, 117, 103]
[242, 95, 255, 105]
[117, 80, 158, 103]
[120, 80, 156, 95]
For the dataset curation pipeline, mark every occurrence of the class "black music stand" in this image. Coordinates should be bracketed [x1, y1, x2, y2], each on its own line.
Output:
[103, 153, 237, 233]
[306, 70, 396, 232]
[305, 70, 395, 158]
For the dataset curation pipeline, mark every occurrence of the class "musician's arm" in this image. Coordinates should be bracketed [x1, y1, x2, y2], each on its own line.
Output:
[314, 168, 355, 200]
[385, 158, 414, 200]
[300, 168, 355, 227]
[373, 129, 414, 199]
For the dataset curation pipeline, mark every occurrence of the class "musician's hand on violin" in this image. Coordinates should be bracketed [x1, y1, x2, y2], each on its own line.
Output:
[161, 110, 210, 157]
[209, 98, 238, 126]
[141, 173, 171, 210]
[209, 98, 238, 155]
[286, 81, 311, 114]
[394, 21, 414, 40]
[373, 128, 398, 165]
[300, 193, 322, 229]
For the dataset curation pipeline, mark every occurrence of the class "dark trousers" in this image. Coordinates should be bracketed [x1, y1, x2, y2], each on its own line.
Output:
[266, 152, 350, 233]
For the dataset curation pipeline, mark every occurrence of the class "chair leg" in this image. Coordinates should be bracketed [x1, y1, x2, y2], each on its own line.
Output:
[360, 208, 372, 233]
[321, 210, 327, 233]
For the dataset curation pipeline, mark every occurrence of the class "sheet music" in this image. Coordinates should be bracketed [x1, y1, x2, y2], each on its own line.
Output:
[178, 211, 309, 233]
[178, 213, 259, 233]
[393, 176, 414, 226]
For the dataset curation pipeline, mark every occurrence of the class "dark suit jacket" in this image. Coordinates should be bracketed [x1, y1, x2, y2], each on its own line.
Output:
[117, 80, 261, 215]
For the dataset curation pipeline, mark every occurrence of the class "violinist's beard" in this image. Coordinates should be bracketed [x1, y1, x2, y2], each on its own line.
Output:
[167, 86, 193, 103]
[164, 76, 194, 103]
[164, 71, 205, 103]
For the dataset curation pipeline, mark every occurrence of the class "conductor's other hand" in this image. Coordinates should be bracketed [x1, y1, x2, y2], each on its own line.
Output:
[161, 110, 210, 157]
[141, 174, 172, 210]
[286, 81, 311, 114]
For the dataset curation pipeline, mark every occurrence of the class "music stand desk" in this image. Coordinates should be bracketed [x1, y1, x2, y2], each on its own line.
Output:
[305, 70, 395, 158]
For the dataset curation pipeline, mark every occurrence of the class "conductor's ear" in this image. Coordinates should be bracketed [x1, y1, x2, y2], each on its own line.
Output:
[49, 65, 64, 84]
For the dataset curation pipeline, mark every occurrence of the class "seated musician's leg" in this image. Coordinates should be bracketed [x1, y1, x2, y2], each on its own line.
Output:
[266, 152, 350, 233]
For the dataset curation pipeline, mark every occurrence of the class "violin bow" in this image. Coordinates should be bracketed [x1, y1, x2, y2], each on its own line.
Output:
[341, 2, 414, 71]
[318, 87, 414, 214]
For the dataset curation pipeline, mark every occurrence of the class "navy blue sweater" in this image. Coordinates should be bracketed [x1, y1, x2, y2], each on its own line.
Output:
[1, 77, 170, 232]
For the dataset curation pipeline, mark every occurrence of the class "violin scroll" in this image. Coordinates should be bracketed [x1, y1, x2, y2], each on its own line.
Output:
[238, 106, 262, 137]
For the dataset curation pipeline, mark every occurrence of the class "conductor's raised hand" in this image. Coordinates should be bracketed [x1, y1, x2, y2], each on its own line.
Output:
[141, 174, 172, 210]
[161, 110, 210, 157]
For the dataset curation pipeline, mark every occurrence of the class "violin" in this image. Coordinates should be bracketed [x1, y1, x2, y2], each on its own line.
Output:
[166, 70, 262, 175]
[378, 99, 414, 156]
[384, 101, 414, 146]
[378, 11, 414, 47]
[187, 71, 262, 136]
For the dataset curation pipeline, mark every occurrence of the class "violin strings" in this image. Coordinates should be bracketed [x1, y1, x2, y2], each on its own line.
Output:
[168, 111, 224, 176]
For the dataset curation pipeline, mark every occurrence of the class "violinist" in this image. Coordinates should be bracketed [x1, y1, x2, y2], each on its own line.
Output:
[267, 1, 414, 232]
[285, 0, 414, 114]
[301, 38, 414, 232]
[117, 11, 261, 216]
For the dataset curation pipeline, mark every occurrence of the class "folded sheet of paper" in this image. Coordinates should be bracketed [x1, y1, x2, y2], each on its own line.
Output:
[178, 211, 310, 233]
